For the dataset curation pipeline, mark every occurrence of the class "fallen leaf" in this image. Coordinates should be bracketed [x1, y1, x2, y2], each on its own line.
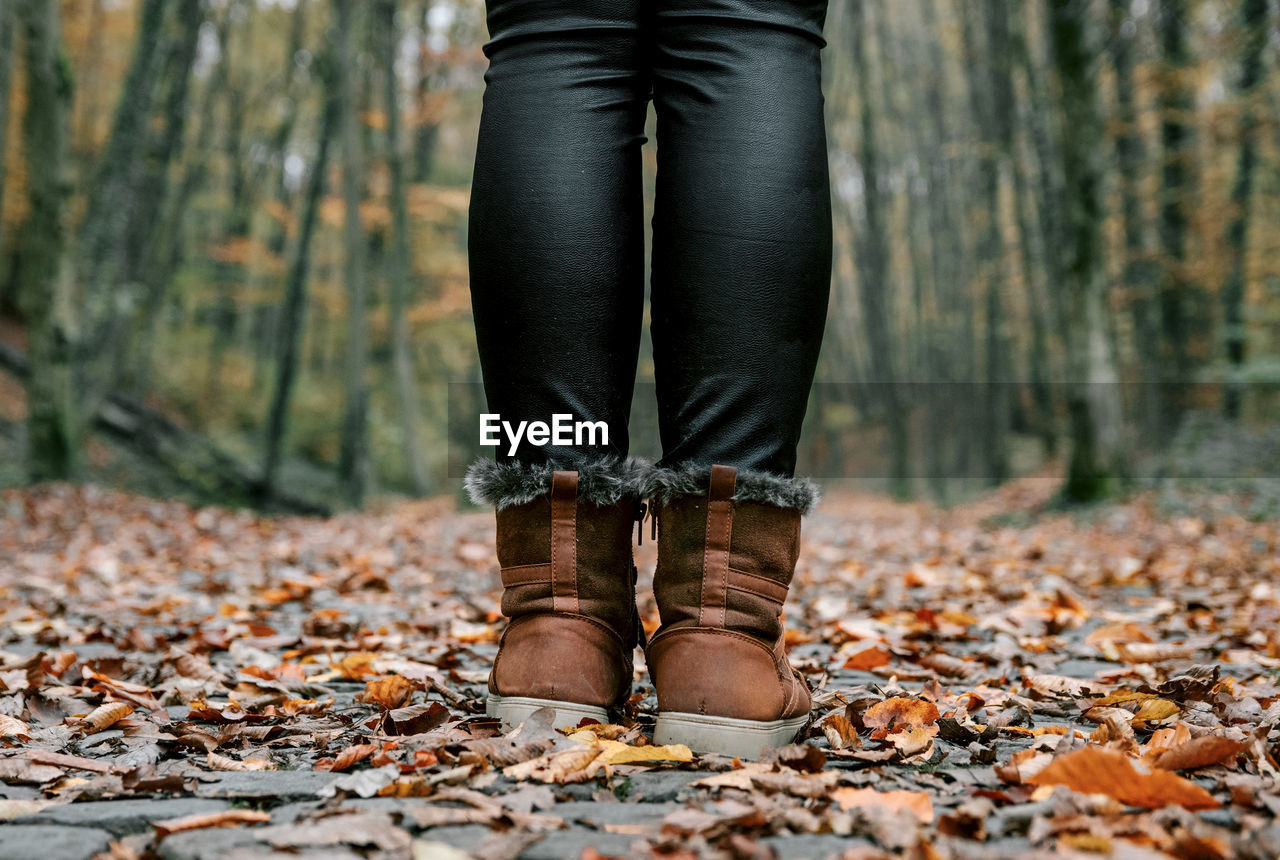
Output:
[360, 675, 415, 710]
[153, 809, 272, 839]
[597, 741, 692, 766]
[0, 715, 31, 739]
[832, 787, 934, 823]
[1026, 746, 1220, 810]
[76, 701, 135, 731]
[207, 751, 273, 771]
[843, 646, 892, 671]
[314, 743, 379, 772]
[1153, 735, 1248, 772]
[863, 697, 940, 734]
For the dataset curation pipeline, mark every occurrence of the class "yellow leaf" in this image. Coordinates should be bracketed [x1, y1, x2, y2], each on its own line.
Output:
[597, 741, 692, 765]
[1131, 699, 1181, 724]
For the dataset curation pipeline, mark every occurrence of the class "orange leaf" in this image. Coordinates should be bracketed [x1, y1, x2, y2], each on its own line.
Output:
[842, 646, 891, 671]
[338, 652, 379, 679]
[863, 697, 940, 732]
[832, 787, 934, 823]
[1027, 746, 1220, 810]
[359, 675, 415, 710]
[314, 743, 379, 772]
[1153, 736, 1248, 772]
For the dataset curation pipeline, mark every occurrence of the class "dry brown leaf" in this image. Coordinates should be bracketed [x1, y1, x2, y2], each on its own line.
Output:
[863, 697, 940, 733]
[154, 809, 272, 839]
[314, 743, 379, 772]
[0, 715, 31, 739]
[1153, 735, 1248, 771]
[76, 701, 135, 731]
[842, 646, 892, 671]
[832, 787, 935, 823]
[821, 713, 861, 750]
[360, 675, 415, 710]
[994, 748, 1054, 784]
[207, 751, 274, 771]
[0, 760, 65, 784]
[502, 744, 604, 783]
[1108, 641, 1198, 664]
[887, 726, 938, 760]
[1085, 622, 1154, 648]
[1026, 746, 1221, 810]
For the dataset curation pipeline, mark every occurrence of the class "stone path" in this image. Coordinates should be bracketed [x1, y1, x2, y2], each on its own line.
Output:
[2, 481, 1278, 858]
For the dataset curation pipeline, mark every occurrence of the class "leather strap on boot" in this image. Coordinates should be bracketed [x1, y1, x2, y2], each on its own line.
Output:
[700, 464, 736, 628]
[550, 471, 579, 613]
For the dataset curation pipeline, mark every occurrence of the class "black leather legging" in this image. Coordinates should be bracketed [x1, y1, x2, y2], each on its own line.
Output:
[468, 0, 832, 477]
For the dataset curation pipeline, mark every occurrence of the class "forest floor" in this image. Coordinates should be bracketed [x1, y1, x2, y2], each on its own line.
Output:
[1, 479, 1279, 859]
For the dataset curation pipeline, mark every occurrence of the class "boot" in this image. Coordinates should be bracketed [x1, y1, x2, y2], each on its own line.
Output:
[644, 463, 817, 758]
[466, 458, 648, 728]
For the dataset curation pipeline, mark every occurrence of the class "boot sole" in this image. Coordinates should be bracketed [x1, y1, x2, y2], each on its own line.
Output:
[654, 711, 809, 759]
[485, 695, 609, 731]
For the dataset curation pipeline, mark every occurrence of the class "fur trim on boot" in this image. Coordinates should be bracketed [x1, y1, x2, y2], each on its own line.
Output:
[465, 456, 653, 510]
[643, 461, 822, 515]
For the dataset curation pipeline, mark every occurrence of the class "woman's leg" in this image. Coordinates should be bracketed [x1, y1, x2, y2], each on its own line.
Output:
[648, 0, 833, 477]
[644, 0, 832, 759]
[468, 0, 651, 467]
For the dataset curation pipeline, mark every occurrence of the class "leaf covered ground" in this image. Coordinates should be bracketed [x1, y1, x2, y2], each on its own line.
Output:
[1, 480, 1279, 859]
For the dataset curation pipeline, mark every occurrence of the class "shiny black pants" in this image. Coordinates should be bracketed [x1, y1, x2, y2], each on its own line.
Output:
[468, 0, 832, 477]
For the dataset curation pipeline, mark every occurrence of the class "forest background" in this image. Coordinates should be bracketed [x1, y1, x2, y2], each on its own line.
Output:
[1, 0, 1277, 514]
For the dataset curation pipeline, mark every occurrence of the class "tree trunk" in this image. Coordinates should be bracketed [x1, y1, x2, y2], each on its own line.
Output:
[413, 0, 438, 183]
[263, 56, 340, 498]
[17, 0, 78, 481]
[991, 0, 1057, 459]
[78, 0, 166, 317]
[1110, 0, 1163, 441]
[381, 0, 430, 495]
[207, 0, 255, 395]
[1156, 0, 1203, 426]
[334, 0, 371, 506]
[848, 1, 910, 499]
[127, 11, 230, 399]
[1048, 0, 1128, 502]
[0, 0, 15, 255]
[1220, 0, 1266, 419]
[961, 0, 1011, 487]
[115, 0, 203, 396]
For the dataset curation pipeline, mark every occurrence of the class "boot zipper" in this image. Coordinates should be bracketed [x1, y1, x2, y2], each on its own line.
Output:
[635, 500, 648, 546]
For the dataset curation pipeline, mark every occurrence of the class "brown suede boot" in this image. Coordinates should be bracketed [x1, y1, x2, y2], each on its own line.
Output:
[645, 463, 817, 758]
[466, 458, 648, 729]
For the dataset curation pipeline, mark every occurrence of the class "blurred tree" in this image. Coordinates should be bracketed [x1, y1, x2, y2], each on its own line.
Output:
[334, 0, 371, 506]
[1110, 0, 1163, 441]
[1157, 0, 1203, 425]
[0, 0, 14, 248]
[1048, 0, 1129, 502]
[264, 21, 339, 501]
[1221, 0, 1267, 419]
[17, 0, 77, 480]
[847, 1, 910, 499]
[380, 0, 429, 495]
[961, 0, 1011, 486]
[78, 0, 165, 345]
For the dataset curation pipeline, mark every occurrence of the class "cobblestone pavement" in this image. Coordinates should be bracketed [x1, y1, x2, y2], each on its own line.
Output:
[2, 481, 1279, 859]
